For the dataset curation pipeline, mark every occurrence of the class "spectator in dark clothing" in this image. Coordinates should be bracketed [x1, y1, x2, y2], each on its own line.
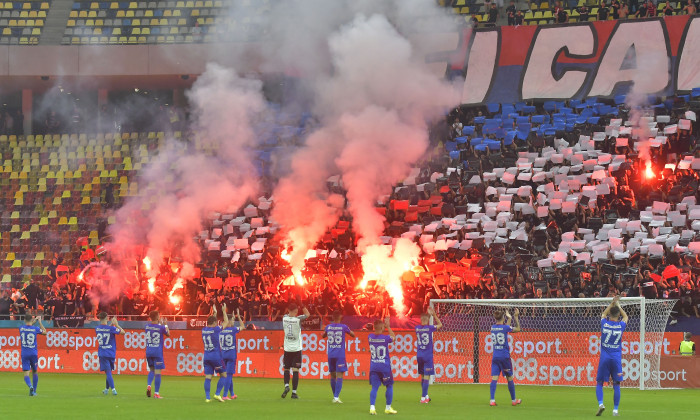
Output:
[506, 1, 517, 25]
[611, 0, 621, 18]
[0, 290, 12, 319]
[579, 5, 590, 21]
[514, 9, 524, 25]
[598, 2, 610, 20]
[487, 3, 499, 26]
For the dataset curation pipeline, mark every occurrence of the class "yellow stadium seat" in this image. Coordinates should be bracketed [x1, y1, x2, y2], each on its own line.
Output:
[58, 216, 67, 225]
[39, 217, 48, 225]
[20, 231, 30, 240]
[68, 217, 78, 225]
[11, 260, 21, 269]
[10, 225, 20, 233]
[110, 2, 119, 9]
[79, 10, 87, 18]
[132, 27, 141, 35]
[116, 10, 125, 17]
[5, 252, 14, 260]
[67, 19, 75, 27]
[34, 252, 44, 261]
[129, 1, 137, 8]
[41, 2, 49, 9]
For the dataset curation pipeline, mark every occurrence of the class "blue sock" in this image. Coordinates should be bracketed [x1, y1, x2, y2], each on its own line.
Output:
[147, 371, 154, 386]
[613, 383, 621, 410]
[507, 380, 516, 400]
[334, 378, 343, 399]
[385, 384, 393, 406]
[24, 376, 31, 389]
[106, 379, 109, 389]
[596, 382, 604, 405]
[421, 379, 429, 398]
[370, 383, 379, 406]
[229, 376, 235, 397]
[215, 376, 225, 396]
[154, 374, 161, 393]
[331, 377, 336, 395]
[105, 371, 114, 389]
[222, 376, 230, 397]
[204, 378, 211, 400]
[32, 373, 38, 391]
[490, 380, 497, 400]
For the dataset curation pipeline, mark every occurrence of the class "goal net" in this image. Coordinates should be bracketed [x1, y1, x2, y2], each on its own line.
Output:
[429, 298, 676, 390]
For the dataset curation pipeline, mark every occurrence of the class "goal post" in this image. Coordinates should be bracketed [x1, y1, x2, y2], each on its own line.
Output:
[429, 298, 676, 390]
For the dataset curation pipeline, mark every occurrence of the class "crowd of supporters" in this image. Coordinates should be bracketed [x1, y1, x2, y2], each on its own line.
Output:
[2, 94, 700, 323]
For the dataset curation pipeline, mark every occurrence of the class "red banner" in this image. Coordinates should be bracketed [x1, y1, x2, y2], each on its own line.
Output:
[0, 329, 693, 387]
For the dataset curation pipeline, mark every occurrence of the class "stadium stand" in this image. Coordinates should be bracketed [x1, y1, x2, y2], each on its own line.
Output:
[0, 1, 49, 45]
[62, 0, 270, 44]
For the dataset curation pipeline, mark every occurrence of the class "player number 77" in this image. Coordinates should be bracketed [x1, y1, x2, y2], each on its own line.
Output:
[602, 328, 622, 345]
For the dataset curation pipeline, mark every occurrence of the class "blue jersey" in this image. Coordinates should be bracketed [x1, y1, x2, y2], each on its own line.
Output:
[368, 333, 392, 372]
[145, 323, 168, 358]
[19, 325, 42, 357]
[325, 323, 351, 359]
[219, 326, 240, 360]
[415, 324, 437, 359]
[95, 325, 120, 358]
[600, 318, 626, 360]
[491, 324, 513, 359]
[202, 326, 222, 361]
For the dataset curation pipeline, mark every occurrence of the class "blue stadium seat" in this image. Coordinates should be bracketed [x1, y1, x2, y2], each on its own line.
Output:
[691, 88, 700, 98]
[614, 95, 626, 105]
[474, 116, 485, 124]
[455, 136, 469, 144]
[449, 151, 461, 160]
[462, 126, 475, 136]
[522, 105, 536, 114]
[531, 115, 545, 124]
[486, 103, 500, 113]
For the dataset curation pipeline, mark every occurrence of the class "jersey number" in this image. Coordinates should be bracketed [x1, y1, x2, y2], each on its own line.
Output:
[203, 335, 215, 351]
[147, 332, 161, 347]
[370, 344, 386, 362]
[20, 332, 35, 347]
[418, 332, 430, 347]
[602, 328, 622, 345]
[220, 334, 235, 348]
[286, 324, 295, 339]
[328, 331, 343, 346]
[97, 332, 111, 346]
[492, 332, 506, 346]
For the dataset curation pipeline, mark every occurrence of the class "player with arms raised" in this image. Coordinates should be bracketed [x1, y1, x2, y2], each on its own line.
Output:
[281, 303, 309, 399]
[415, 307, 442, 403]
[368, 317, 397, 415]
[19, 314, 46, 396]
[95, 312, 125, 395]
[202, 305, 227, 403]
[596, 295, 628, 417]
[489, 308, 521, 406]
[322, 310, 355, 403]
[220, 304, 244, 400]
[145, 310, 169, 399]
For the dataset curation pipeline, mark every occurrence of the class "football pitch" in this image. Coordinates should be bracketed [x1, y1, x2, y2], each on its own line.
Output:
[1, 373, 698, 419]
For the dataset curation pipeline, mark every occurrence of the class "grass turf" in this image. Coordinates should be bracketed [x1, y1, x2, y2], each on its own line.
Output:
[0, 372, 698, 419]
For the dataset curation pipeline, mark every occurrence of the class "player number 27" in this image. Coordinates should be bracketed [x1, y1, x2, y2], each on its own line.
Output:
[97, 333, 111, 346]
[602, 328, 622, 345]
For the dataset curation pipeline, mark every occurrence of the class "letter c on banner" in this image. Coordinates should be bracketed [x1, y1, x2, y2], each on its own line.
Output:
[521, 24, 595, 100]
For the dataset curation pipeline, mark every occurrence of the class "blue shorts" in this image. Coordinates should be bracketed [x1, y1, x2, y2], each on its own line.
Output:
[223, 358, 237, 375]
[21, 355, 38, 371]
[596, 357, 623, 383]
[491, 357, 513, 377]
[417, 356, 434, 376]
[328, 357, 348, 373]
[203, 358, 224, 375]
[99, 357, 115, 372]
[369, 370, 394, 387]
[146, 356, 165, 370]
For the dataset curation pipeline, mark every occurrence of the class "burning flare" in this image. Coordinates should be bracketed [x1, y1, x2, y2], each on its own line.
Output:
[645, 161, 654, 180]
[358, 238, 420, 315]
[281, 247, 307, 285]
[169, 278, 184, 305]
[147, 278, 156, 294]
